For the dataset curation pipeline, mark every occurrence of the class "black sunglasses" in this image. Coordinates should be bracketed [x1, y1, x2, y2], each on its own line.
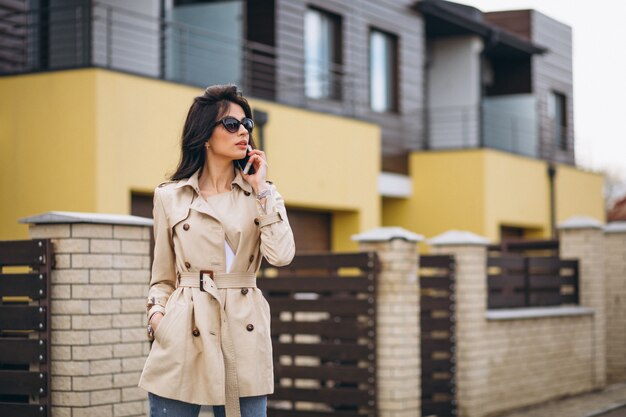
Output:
[215, 116, 254, 133]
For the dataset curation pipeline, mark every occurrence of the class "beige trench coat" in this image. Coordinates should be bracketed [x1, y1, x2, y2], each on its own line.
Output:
[138, 168, 295, 407]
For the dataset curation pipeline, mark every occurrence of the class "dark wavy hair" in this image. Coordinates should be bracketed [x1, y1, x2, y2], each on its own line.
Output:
[169, 85, 255, 181]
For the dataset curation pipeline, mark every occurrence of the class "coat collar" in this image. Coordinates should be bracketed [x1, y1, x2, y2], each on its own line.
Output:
[174, 166, 253, 194]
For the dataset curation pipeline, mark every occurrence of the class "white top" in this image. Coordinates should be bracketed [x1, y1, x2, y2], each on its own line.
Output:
[224, 241, 235, 273]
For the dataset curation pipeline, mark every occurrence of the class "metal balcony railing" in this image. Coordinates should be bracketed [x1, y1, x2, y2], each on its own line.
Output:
[0, 2, 354, 106]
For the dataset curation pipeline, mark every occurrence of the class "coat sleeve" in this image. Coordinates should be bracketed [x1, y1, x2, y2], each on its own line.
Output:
[255, 184, 295, 266]
[146, 187, 177, 319]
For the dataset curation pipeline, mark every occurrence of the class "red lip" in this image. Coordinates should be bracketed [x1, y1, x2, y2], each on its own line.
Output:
[236, 141, 248, 147]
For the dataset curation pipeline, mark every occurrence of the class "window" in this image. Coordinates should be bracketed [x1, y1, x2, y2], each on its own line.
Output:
[304, 8, 341, 99]
[369, 29, 398, 112]
[548, 91, 567, 150]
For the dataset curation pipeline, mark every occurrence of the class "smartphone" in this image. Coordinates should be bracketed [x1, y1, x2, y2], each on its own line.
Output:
[236, 144, 256, 175]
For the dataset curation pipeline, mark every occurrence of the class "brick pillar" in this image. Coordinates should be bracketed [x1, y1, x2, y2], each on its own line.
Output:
[20, 212, 153, 417]
[353, 227, 423, 417]
[558, 216, 606, 389]
[603, 221, 626, 383]
[428, 230, 490, 417]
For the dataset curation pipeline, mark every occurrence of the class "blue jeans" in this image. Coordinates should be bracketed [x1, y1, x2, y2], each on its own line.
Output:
[148, 392, 267, 417]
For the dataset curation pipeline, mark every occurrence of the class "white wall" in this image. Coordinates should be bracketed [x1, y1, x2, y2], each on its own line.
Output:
[427, 35, 483, 148]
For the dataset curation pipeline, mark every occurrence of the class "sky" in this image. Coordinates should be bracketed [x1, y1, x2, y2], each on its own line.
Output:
[454, 0, 626, 187]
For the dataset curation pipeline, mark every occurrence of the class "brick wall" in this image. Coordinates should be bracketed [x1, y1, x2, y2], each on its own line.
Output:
[604, 223, 626, 383]
[430, 229, 601, 417]
[26, 217, 152, 417]
[355, 228, 422, 417]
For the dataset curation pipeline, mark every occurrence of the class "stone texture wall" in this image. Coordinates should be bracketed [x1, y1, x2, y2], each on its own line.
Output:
[604, 224, 626, 383]
[29, 222, 151, 417]
[560, 223, 606, 389]
[357, 234, 421, 417]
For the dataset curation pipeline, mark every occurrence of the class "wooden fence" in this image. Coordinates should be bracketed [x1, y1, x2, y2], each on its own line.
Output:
[0, 239, 53, 417]
[259, 252, 379, 417]
[487, 255, 579, 309]
[419, 254, 457, 417]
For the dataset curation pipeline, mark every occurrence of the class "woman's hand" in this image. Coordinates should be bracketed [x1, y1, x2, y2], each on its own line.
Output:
[150, 312, 164, 332]
[241, 149, 270, 193]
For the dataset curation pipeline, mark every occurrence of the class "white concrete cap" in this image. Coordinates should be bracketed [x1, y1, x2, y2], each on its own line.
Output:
[557, 216, 603, 230]
[352, 227, 423, 243]
[19, 211, 153, 227]
[605, 221, 626, 234]
[427, 230, 490, 246]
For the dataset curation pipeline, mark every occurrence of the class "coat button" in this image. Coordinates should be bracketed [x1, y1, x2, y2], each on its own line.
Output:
[192, 328, 200, 337]
[184, 262, 191, 268]
[246, 324, 254, 331]
[241, 288, 249, 295]
[244, 191, 251, 196]
[249, 255, 254, 262]
[254, 218, 260, 226]
[183, 223, 190, 231]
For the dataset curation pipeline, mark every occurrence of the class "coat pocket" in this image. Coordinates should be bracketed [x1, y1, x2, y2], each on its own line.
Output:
[153, 302, 185, 348]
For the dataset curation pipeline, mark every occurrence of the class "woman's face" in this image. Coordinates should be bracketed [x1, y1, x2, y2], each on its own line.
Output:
[207, 102, 250, 161]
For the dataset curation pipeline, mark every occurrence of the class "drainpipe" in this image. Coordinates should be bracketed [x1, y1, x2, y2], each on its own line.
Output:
[547, 163, 557, 238]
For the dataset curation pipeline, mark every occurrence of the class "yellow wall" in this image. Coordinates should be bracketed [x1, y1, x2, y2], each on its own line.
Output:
[556, 164, 605, 223]
[1, 69, 381, 249]
[383, 149, 604, 243]
[483, 151, 550, 239]
[383, 150, 486, 240]
[0, 70, 98, 239]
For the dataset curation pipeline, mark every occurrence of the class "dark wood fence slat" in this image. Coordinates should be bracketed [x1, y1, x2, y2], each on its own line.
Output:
[273, 342, 373, 361]
[260, 277, 372, 292]
[421, 318, 454, 332]
[487, 275, 525, 288]
[422, 359, 455, 373]
[262, 252, 378, 270]
[421, 297, 452, 311]
[268, 409, 364, 417]
[274, 364, 371, 382]
[487, 256, 525, 269]
[527, 256, 563, 269]
[420, 255, 454, 269]
[262, 251, 377, 417]
[0, 403, 47, 417]
[419, 277, 453, 289]
[420, 254, 457, 417]
[0, 306, 47, 331]
[272, 320, 372, 338]
[0, 274, 47, 299]
[420, 379, 455, 396]
[272, 387, 370, 405]
[488, 294, 526, 309]
[488, 253, 579, 309]
[0, 238, 52, 416]
[0, 240, 50, 267]
[421, 401, 455, 417]
[268, 299, 373, 315]
[0, 338, 46, 364]
[0, 371, 47, 396]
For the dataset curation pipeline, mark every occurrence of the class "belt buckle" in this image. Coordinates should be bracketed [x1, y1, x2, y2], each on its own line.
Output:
[199, 270, 214, 292]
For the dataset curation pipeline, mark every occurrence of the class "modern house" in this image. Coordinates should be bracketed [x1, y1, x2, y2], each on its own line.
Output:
[0, 0, 603, 249]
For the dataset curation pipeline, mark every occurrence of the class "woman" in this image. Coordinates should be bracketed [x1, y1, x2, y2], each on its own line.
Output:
[139, 85, 295, 417]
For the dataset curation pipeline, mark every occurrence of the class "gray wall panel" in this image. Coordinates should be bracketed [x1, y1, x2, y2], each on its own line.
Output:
[531, 10, 575, 165]
[275, 0, 424, 173]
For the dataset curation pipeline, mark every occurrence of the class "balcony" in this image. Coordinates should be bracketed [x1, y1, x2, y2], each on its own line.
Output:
[0, 1, 354, 108]
[426, 94, 538, 158]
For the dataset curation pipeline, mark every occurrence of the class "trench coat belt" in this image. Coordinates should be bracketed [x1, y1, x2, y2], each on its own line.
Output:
[177, 271, 257, 289]
[177, 271, 257, 417]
